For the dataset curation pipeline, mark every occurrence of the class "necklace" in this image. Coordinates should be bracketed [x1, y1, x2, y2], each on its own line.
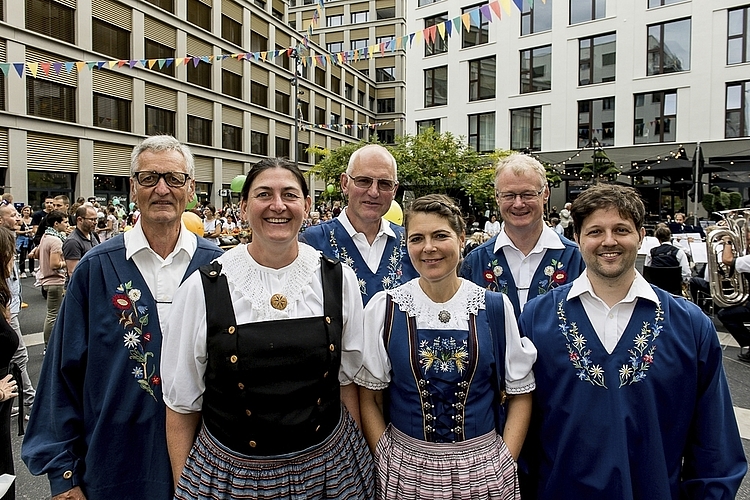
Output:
[270, 293, 288, 310]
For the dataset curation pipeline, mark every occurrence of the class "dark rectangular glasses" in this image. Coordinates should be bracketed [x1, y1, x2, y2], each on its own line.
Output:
[347, 174, 397, 192]
[133, 171, 190, 188]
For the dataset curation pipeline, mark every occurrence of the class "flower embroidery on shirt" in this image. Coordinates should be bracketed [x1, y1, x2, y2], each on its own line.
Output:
[114, 281, 158, 401]
[538, 259, 568, 295]
[483, 259, 508, 294]
[419, 337, 469, 374]
[557, 301, 606, 388]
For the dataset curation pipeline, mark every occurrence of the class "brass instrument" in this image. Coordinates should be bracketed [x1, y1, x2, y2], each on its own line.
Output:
[706, 209, 750, 308]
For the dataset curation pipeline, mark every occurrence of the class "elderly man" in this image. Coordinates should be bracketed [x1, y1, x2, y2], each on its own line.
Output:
[460, 153, 584, 317]
[22, 136, 224, 500]
[62, 205, 100, 276]
[302, 144, 417, 305]
[519, 184, 746, 498]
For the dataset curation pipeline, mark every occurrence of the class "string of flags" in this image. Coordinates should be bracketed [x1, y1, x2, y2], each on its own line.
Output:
[300, 118, 404, 131]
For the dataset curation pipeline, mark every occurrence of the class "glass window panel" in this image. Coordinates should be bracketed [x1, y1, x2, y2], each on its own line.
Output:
[664, 92, 677, 115]
[727, 84, 742, 109]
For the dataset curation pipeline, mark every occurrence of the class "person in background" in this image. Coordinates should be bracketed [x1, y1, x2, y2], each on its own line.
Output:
[17, 206, 35, 278]
[519, 184, 746, 498]
[484, 215, 501, 237]
[36, 210, 68, 349]
[551, 218, 563, 236]
[53, 195, 75, 231]
[358, 194, 535, 499]
[31, 197, 54, 249]
[202, 205, 222, 246]
[163, 158, 373, 499]
[645, 225, 691, 283]
[22, 135, 223, 500]
[62, 205, 100, 276]
[302, 144, 417, 306]
[559, 203, 573, 240]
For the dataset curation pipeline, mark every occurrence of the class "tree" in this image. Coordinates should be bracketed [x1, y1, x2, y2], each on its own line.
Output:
[578, 148, 620, 183]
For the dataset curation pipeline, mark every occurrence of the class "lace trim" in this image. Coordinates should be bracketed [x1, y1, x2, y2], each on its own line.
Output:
[353, 378, 389, 391]
[219, 243, 320, 320]
[389, 280, 486, 329]
[506, 381, 536, 395]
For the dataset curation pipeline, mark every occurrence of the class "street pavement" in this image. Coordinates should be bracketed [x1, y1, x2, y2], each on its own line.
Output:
[9, 276, 750, 498]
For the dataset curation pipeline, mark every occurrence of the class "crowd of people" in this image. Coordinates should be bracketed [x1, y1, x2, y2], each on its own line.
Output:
[0, 136, 736, 500]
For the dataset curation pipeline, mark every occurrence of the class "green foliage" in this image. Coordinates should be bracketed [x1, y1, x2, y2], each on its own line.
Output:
[701, 192, 714, 213]
[701, 188, 744, 213]
[581, 148, 620, 183]
[729, 191, 742, 209]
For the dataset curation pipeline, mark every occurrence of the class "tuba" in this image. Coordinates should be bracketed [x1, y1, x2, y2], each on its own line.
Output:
[706, 209, 750, 308]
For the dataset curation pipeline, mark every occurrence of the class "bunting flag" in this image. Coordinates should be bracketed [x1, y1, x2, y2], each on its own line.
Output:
[301, 117, 405, 132]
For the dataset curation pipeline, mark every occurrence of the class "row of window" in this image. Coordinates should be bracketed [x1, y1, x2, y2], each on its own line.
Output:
[417, 80, 750, 152]
[324, 7, 396, 27]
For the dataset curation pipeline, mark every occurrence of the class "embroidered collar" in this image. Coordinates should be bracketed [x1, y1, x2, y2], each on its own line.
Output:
[389, 278, 485, 329]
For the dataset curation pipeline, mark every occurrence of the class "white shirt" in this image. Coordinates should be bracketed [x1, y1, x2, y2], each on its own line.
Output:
[567, 270, 659, 354]
[337, 208, 396, 273]
[493, 223, 566, 312]
[161, 243, 366, 413]
[644, 243, 692, 282]
[124, 220, 197, 334]
[484, 220, 501, 237]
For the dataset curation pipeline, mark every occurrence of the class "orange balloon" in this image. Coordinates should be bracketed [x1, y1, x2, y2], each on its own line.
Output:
[182, 211, 204, 236]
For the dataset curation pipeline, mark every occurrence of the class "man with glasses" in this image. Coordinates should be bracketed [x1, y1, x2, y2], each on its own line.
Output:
[461, 153, 585, 318]
[302, 144, 417, 305]
[23, 136, 223, 500]
[61, 205, 100, 276]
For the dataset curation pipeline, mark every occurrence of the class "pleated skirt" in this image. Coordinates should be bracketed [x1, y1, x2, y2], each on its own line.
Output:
[175, 409, 375, 499]
[375, 425, 519, 500]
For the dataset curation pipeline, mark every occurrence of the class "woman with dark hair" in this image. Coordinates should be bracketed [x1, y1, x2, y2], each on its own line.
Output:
[358, 194, 536, 500]
[162, 158, 374, 499]
[202, 204, 222, 246]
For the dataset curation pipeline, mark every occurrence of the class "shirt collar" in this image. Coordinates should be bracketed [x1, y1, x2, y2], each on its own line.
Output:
[567, 269, 659, 305]
[124, 220, 197, 261]
[338, 207, 396, 239]
[494, 222, 565, 254]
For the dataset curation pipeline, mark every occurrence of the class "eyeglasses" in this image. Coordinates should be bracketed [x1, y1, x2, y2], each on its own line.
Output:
[495, 189, 544, 203]
[347, 174, 397, 192]
[81, 217, 99, 222]
[132, 171, 190, 188]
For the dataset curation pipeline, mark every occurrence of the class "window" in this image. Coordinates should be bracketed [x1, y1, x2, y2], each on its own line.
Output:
[0, 74, 5, 112]
[578, 98, 615, 147]
[26, 0, 75, 43]
[27, 79, 76, 122]
[251, 82, 267, 107]
[419, 0, 436, 5]
[222, 70, 242, 99]
[570, 0, 605, 25]
[272, 8, 283, 20]
[647, 19, 691, 75]
[579, 33, 616, 85]
[326, 14, 343, 26]
[345, 119, 354, 136]
[251, 32, 268, 52]
[298, 142, 309, 163]
[315, 107, 326, 124]
[251, 131, 268, 155]
[377, 7, 395, 19]
[648, 0, 683, 7]
[145, 39, 175, 77]
[299, 100, 309, 121]
[94, 94, 130, 132]
[726, 81, 750, 138]
[187, 57, 211, 89]
[146, 0, 174, 12]
[521, 0, 552, 35]
[222, 124, 242, 151]
[276, 45, 290, 70]
[351, 11, 368, 23]
[424, 66, 448, 107]
[93, 19, 130, 60]
[468, 112, 495, 152]
[376, 67, 396, 82]
[634, 90, 677, 144]
[728, 6, 750, 65]
[222, 15, 242, 45]
[331, 76, 340, 94]
[469, 57, 495, 101]
[510, 107, 541, 151]
[520, 45, 551, 93]
[275, 91, 290, 114]
[188, 116, 212, 145]
[315, 68, 326, 87]
[345, 84, 353, 101]
[417, 119, 441, 133]
[377, 98, 395, 113]
[331, 113, 340, 126]
[462, 4, 489, 48]
[187, 0, 211, 30]
[377, 129, 395, 144]
[351, 39, 368, 51]
[358, 91, 365, 107]
[425, 14, 448, 55]
[327, 42, 344, 53]
[376, 36, 395, 46]
[276, 137, 290, 158]
[146, 106, 175, 136]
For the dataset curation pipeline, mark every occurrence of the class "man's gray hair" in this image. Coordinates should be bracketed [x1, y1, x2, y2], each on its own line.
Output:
[131, 135, 195, 178]
[494, 153, 546, 189]
[346, 144, 398, 180]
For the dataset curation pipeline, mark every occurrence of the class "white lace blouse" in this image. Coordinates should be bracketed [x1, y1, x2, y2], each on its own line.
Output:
[162, 243, 366, 414]
[355, 278, 537, 395]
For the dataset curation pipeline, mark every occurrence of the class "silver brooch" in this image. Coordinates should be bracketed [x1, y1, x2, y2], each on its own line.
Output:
[438, 310, 451, 323]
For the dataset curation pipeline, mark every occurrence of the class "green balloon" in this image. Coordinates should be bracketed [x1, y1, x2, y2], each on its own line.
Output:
[231, 175, 247, 193]
[327, 184, 335, 194]
[186, 195, 198, 210]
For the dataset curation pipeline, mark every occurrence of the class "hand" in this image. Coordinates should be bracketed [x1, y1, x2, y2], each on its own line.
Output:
[52, 486, 86, 500]
[0, 374, 18, 402]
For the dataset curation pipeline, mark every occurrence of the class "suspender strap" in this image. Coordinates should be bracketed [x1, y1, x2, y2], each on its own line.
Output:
[485, 291, 507, 431]
[199, 261, 237, 334]
[320, 255, 343, 334]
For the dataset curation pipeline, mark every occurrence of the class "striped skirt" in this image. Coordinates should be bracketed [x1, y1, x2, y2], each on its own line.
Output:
[375, 425, 519, 500]
[175, 409, 375, 499]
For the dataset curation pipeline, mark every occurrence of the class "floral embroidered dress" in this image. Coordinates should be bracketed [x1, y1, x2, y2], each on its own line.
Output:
[22, 235, 222, 500]
[518, 278, 747, 499]
[301, 217, 418, 305]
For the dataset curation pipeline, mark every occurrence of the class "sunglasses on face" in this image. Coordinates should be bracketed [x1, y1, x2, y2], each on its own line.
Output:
[132, 171, 190, 188]
[347, 174, 397, 192]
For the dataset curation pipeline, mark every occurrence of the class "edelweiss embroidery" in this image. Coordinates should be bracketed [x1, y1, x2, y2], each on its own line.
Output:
[328, 229, 366, 295]
[419, 337, 469, 374]
[381, 232, 406, 291]
[538, 259, 568, 295]
[114, 281, 158, 401]
[483, 259, 508, 294]
[557, 301, 606, 388]
[619, 304, 663, 387]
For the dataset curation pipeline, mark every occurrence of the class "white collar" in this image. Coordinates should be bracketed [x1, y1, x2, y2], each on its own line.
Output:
[389, 278, 486, 329]
[567, 269, 659, 305]
[494, 222, 565, 254]
[124, 220, 197, 261]
[338, 208, 396, 239]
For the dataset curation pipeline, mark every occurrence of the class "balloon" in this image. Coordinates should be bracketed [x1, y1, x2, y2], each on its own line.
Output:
[326, 184, 335, 194]
[186, 194, 198, 210]
[129, 202, 135, 211]
[111, 197, 120, 206]
[231, 175, 247, 193]
[383, 200, 403, 226]
[182, 212, 203, 236]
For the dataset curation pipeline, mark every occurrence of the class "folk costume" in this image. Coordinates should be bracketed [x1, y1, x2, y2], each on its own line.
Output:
[162, 243, 374, 499]
[301, 210, 418, 305]
[519, 273, 747, 499]
[22, 225, 223, 500]
[357, 279, 536, 499]
[460, 224, 584, 318]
